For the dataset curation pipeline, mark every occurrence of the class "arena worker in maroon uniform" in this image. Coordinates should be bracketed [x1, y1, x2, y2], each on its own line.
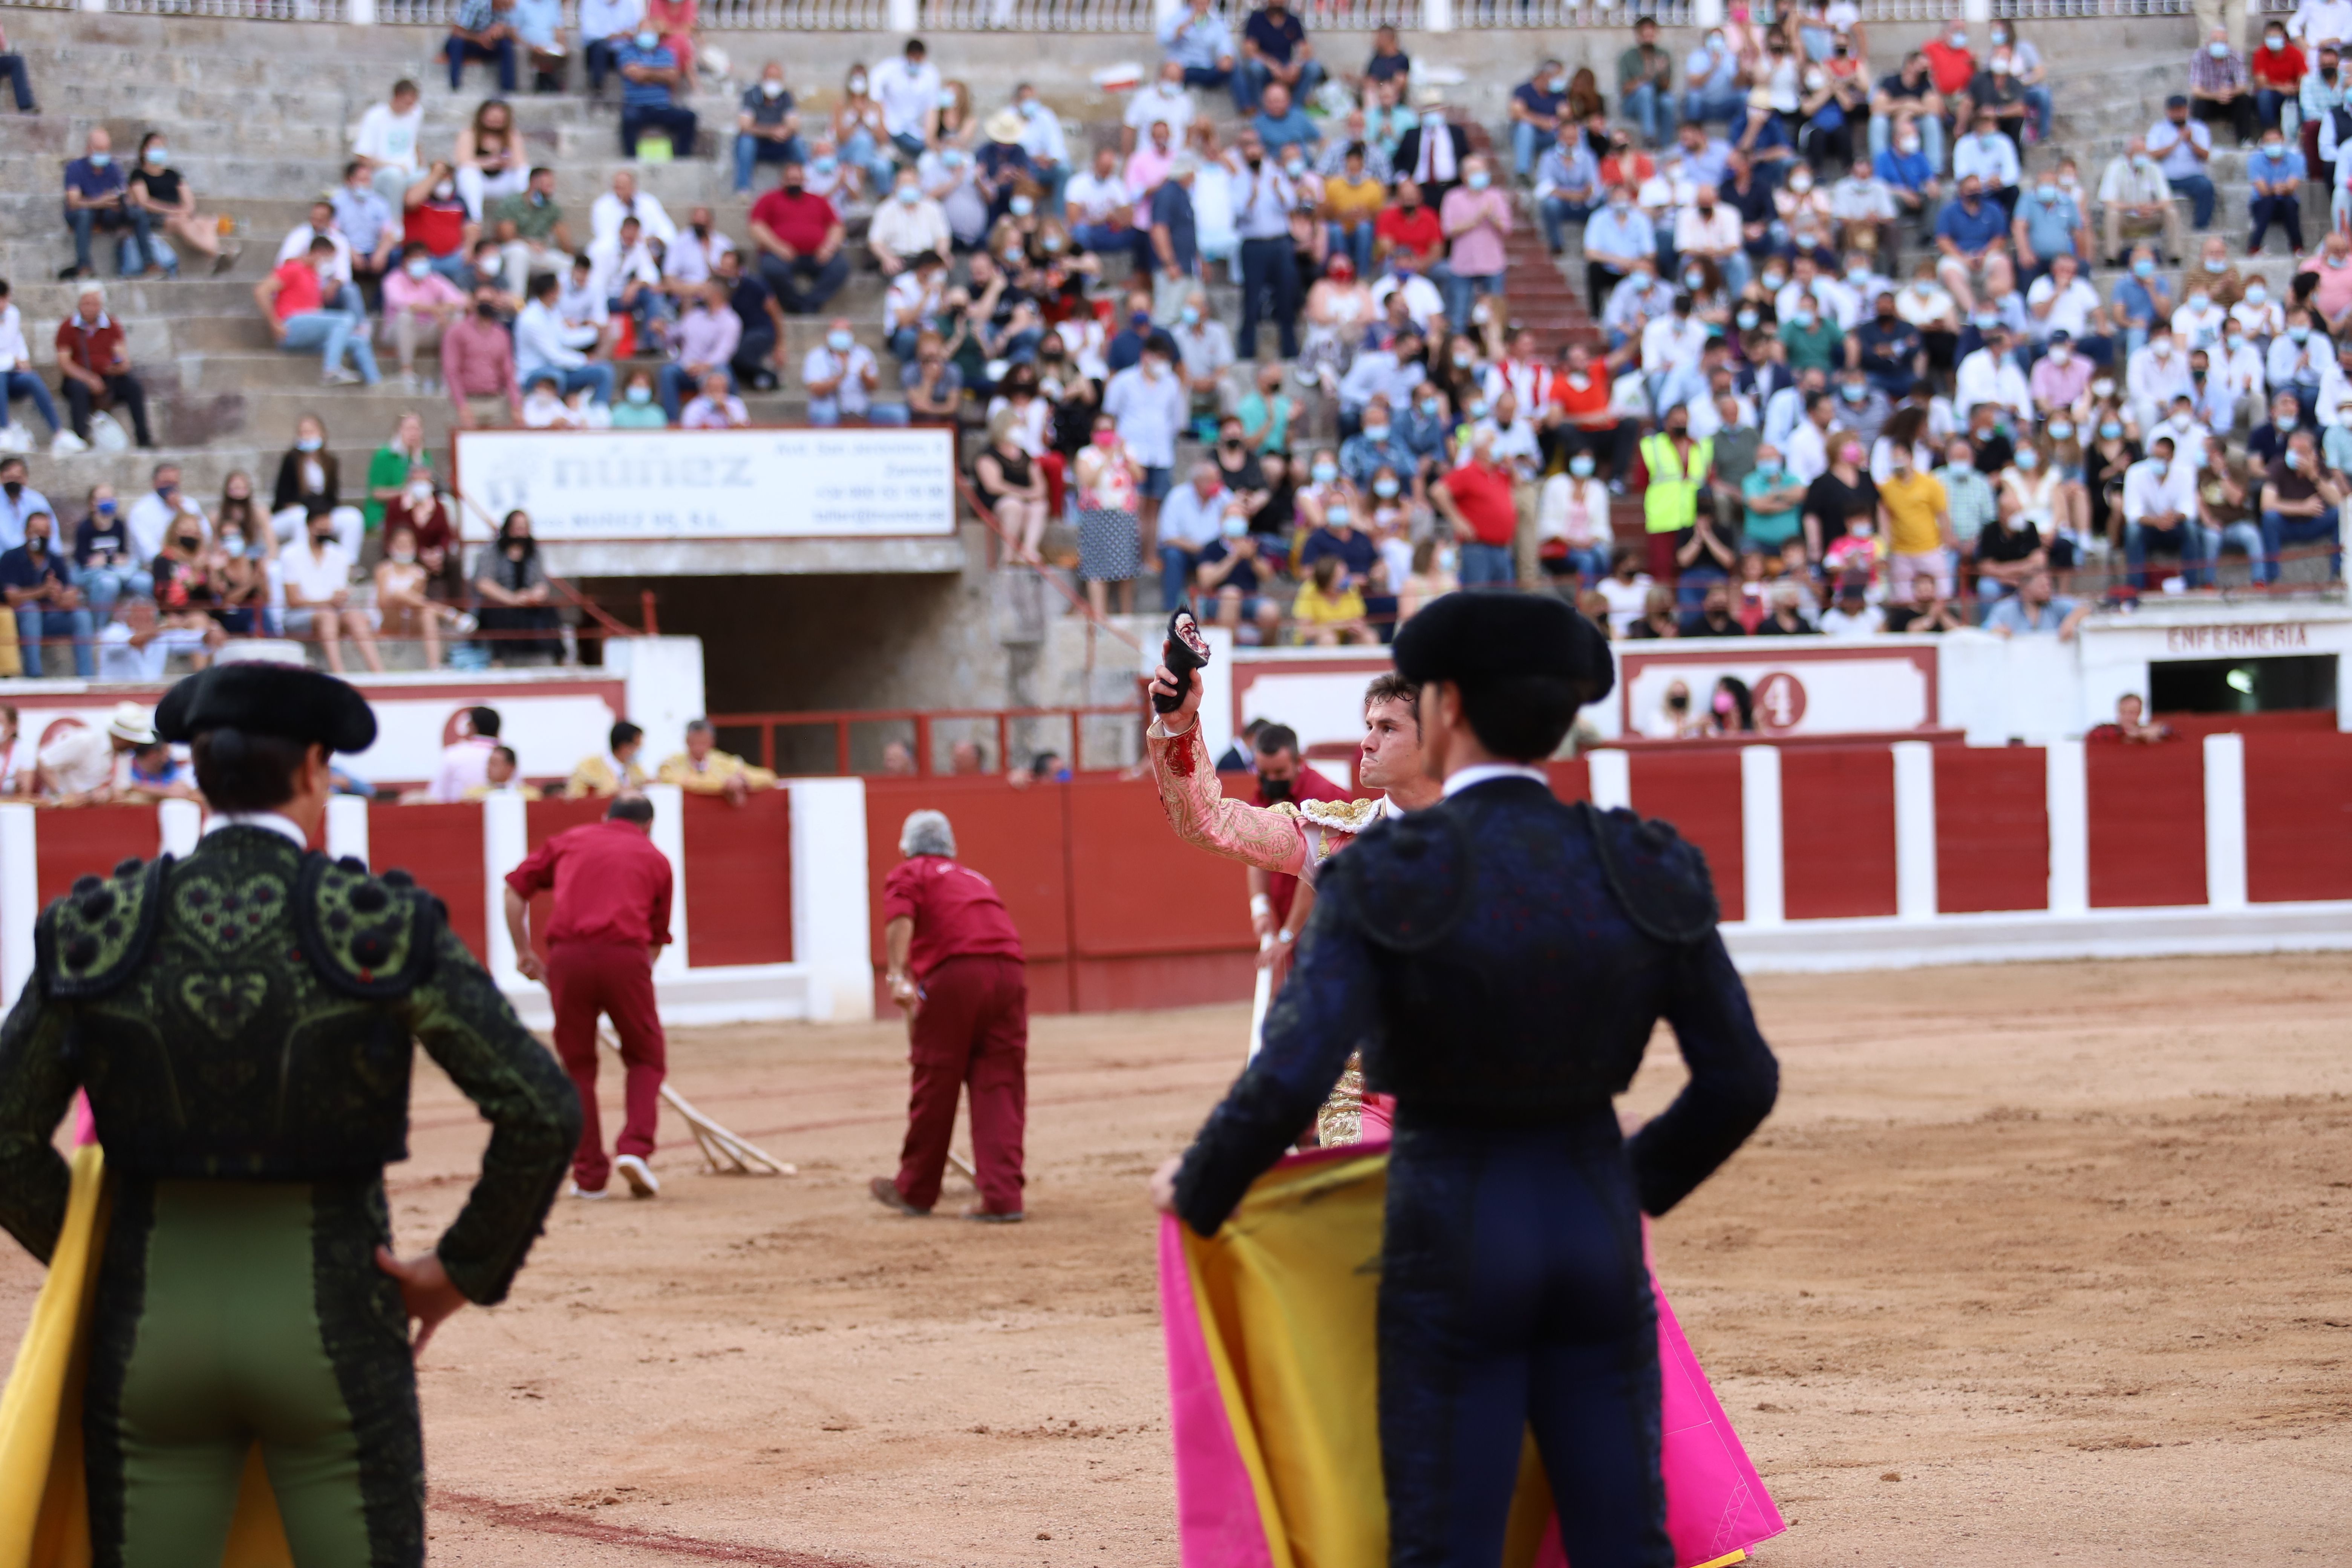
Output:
[871, 808, 1029, 1222]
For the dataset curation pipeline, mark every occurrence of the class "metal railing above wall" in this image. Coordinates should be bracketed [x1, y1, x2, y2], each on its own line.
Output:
[1454, 0, 1695, 28]
[1992, 0, 2191, 15]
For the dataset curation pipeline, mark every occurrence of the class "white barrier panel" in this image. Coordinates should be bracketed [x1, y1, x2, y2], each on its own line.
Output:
[1618, 643, 1937, 738]
[451, 427, 958, 543]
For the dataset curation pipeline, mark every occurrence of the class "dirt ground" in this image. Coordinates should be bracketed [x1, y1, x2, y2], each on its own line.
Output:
[4, 954, 2348, 1566]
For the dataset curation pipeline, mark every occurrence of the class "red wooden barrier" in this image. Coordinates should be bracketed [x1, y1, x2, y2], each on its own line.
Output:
[2244, 732, 2352, 903]
[681, 790, 793, 968]
[1545, 759, 1592, 803]
[1781, 747, 1899, 920]
[1931, 747, 2049, 914]
[865, 777, 1075, 1014]
[1628, 752, 1745, 921]
[369, 803, 487, 958]
[2086, 744, 2207, 909]
[520, 796, 606, 967]
[1064, 775, 1256, 1012]
[35, 808, 159, 910]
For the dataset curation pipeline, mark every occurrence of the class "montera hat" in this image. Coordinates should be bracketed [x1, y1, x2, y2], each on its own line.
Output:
[155, 663, 378, 754]
[1392, 591, 1615, 707]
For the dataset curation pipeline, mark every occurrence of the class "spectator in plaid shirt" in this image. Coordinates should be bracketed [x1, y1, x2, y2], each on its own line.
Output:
[447, 0, 518, 92]
[2189, 26, 2258, 147]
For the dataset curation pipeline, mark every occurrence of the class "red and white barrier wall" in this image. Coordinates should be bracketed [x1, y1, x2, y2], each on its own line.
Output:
[5, 731, 2348, 1024]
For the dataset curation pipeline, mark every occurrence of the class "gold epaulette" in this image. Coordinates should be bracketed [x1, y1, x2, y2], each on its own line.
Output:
[1297, 796, 1385, 834]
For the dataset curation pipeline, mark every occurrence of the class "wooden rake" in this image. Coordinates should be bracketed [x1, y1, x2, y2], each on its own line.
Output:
[597, 1027, 797, 1176]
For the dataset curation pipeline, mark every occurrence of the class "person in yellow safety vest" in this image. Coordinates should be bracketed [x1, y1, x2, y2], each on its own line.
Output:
[1637, 408, 1712, 582]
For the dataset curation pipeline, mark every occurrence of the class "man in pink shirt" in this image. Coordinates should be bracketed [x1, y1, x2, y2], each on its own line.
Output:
[430, 704, 502, 801]
[382, 239, 469, 386]
[442, 283, 523, 427]
[1436, 153, 1511, 334]
[2300, 229, 2352, 333]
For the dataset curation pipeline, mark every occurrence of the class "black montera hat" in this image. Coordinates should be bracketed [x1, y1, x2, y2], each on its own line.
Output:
[1393, 591, 1615, 706]
[155, 662, 378, 753]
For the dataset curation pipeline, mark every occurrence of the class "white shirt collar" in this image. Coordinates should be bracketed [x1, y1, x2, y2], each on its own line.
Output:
[203, 811, 309, 849]
[1441, 763, 1550, 800]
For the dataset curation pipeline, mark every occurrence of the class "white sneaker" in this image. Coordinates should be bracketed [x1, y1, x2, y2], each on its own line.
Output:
[0, 425, 28, 455]
[614, 1153, 660, 1198]
[567, 1181, 610, 1201]
[49, 430, 87, 456]
[321, 366, 362, 386]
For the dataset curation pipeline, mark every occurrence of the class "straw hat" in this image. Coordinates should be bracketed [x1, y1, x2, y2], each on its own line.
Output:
[985, 108, 1026, 145]
[104, 702, 156, 747]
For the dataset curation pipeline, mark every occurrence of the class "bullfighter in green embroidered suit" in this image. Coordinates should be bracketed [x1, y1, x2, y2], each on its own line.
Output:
[0, 661, 581, 1568]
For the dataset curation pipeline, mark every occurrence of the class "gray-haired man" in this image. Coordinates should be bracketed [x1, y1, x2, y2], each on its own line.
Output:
[871, 809, 1030, 1221]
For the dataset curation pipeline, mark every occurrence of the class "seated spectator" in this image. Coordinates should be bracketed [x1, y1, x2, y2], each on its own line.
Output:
[2012, 170, 2089, 276]
[99, 593, 218, 685]
[904, 329, 963, 423]
[277, 195, 359, 302]
[1530, 134, 1599, 258]
[1290, 554, 1369, 645]
[363, 413, 434, 533]
[2189, 26, 2257, 148]
[1873, 120, 1941, 233]
[472, 510, 560, 664]
[2248, 126, 2306, 257]
[55, 286, 154, 452]
[382, 243, 467, 390]
[616, 24, 697, 157]
[658, 717, 777, 804]
[1507, 58, 1567, 181]
[657, 279, 740, 421]
[1431, 428, 1518, 587]
[749, 159, 849, 316]
[403, 164, 477, 284]
[76, 482, 145, 616]
[36, 702, 147, 803]
[462, 745, 542, 801]
[1625, 586, 1682, 643]
[1674, 23, 1737, 132]
[2258, 426, 2344, 583]
[1161, 0, 1236, 93]
[736, 61, 805, 193]
[516, 271, 613, 407]
[1156, 461, 1230, 610]
[1252, 81, 1321, 165]
[681, 370, 748, 429]
[1127, 60, 1198, 158]
[0, 279, 65, 454]
[508, 0, 566, 89]
[446, 0, 520, 93]
[871, 168, 952, 277]
[64, 129, 158, 282]
[1985, 568, 2088, 637]
[2249, 19, 2302, 133]
[1236, 0, 1322, 113]
[0, 16, 37, 116]
[1170, 288, 1233, 431]
[258, 237, 380, 388]
[1817, 576, 1883, 636]
[1869, 50, 1946, 172]
[443, 284, 523, 429]
[1934, 174, 2013, 315]
[612, 366, 666, 426]
[1395, 90, 1473, 207]
[2123, 433, 2209, 586]
[586, 214, 669, 352]
[1880, 570, 1964, 634]
[1678, 579, 1745, 638]
[804, 319, 905, 426]
[129, 133, 233, 279]
[352, 78, 425, 215]
[565, 721, 649, 798]
[1, 510, 90, 676]
[2099, 136, 2182, 265]
[490, 165, 573, 295]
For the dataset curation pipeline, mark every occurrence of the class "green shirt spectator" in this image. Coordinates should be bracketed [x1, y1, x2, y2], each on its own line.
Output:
[1779, 312, 1845, 373]
[1237, 380, 1296, 453]
[1937, 461, 1997, 545]
[364, 423, 436, 531]
[1741, 455, 1807, 548]
[491, 183, 565, 242]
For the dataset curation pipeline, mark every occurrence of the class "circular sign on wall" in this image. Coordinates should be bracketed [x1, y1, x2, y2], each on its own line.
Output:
[1753, 672, 1809, 733]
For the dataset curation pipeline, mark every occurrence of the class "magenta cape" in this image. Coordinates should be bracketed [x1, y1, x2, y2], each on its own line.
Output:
[1159, 1143, 1783, 1568]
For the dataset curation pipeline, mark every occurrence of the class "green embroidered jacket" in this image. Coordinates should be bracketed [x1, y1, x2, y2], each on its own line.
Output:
[0, 824, 581, 1306]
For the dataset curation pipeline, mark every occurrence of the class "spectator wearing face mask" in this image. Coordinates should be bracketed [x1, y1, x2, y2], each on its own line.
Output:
[2250, 22, 2305, 133]
[614, 24, 697, 157]
[2122, 434, 2211, 586]
[2126, 327, 2195, 431]
[1435, 156, 1511, 331]
[2095, 139, 2181, 266]
[2246, 130, 2307, 258]
[379, 243, 467, 391]
[735, 62, 805, 193]
[2189, 27, 2257, 148]
[445, 0, 519, 93]
[401, 162, 477, 285]
[443, 285, 525, 429]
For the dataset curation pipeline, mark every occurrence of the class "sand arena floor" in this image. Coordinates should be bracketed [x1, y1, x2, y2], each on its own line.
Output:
[3, 954, 2347, 1566]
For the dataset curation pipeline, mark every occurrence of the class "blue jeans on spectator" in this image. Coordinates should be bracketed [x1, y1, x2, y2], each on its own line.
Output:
[2023, 84, 2053, 142]
[1072, 221, 1153, 267]
[529, 362, 614, 405]
[658, 362, 731, 423]
[1622, 82, 1668, 144]
[2257, 87, 2290, 131]
[584, 37, 620, 93]
[1433, 262, 1502, 331]
[890, 130, 928, 161]
[1158, 544, 1199, 610]
[2171, 173, 2216, 230]
[64, 204, 156, 277]
[1327, 219, 1374, 276]
[1233, 58, 1325, 113]
[17, 606, 93, 678]
[2250, 192, 2303, 253]
[2, 370, 61, 438]
[1676, 564, 1727, 610]
[622, 103, 698, 158]
[1182, 64, 1232, 94]
[755, 252, 850, 315]
[611, 286, 680, 349]
[1459, 541, 1514, 587]
[2259, 507, 2343, 582]
[886, 324, 921, 362]
[446, 34, 517, 92]
[843, 127, 899, 194]
[734, 130, 808, 193]
[279, 310, 381, 384]
[1554, 544, 1611, 584]
[1538, 195, 1595, 253]
[0, 52, 34, 111]
[75, 564, 143, 618]
[807, 399, 911, 426]
[1511, 121, 1556, 179]
[2125, 519, 2217, 588]
[1678, 87, 1746, 131]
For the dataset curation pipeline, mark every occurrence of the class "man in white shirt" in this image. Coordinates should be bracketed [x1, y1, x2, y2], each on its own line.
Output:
[2292, 0, 2352, 47]
[584, 216, 662, 308]
[1783, 388, 1836, 483]
[2266, 310, 2329, 394]
[515, 273, 612, 404]
[1776, 256, 1856, 332]
[664, 207, 732, 285]
[1684, 375, 1756, 440]
[276, 199, 357, 294]
[351, 78, 424, 214]
[1956, 329, 2033, 422]
[1367, 268, 1445, 328]
[2215, 325, 2266, 411]
[577, 0, 642, 98]
[883, 254, 945, 361]
[123, 462, 207, 564]
[1012, 81, 1069, 211]
[870, 38, 943, 160]
[2023, 251, 2104, 344]
[869, 168, 952, 275]
[2121, 433, 2210, 584]
[1950, 112, 2022, 204]
[1337, 334, 1424, 421]
[97, 593, 215, 683]
[2095, 139, 2180, 265]
[1466, 390, 1542, 476]
[2146, 394, 2212, 458]
[589, 169, 675, 248]
[1639, 299, 1710, 414]
[1125, 62, 1197, 155]
[2312, 340, 2352, 425]
[2144, 98, 2215, 232]
[1103, 343, 1188, 535]
[1671, 185, 1747, 292]
[37, 702, 149, 804]
[2126, 327, 2196, 430]
[280, 507, 381, 675]
[803, 317, 907, 426]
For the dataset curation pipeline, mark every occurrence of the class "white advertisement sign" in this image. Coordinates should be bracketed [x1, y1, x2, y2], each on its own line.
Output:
[452, 428, 957, 542]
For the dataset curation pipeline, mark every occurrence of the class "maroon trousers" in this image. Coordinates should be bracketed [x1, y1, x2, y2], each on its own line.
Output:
[547, 939, 666, 1192]
[893, 954, 1028, 1215]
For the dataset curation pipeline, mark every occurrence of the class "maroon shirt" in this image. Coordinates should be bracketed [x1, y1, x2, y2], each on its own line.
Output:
[1256, 761, 1351, 926]
[505, 819, 675, 949]
[749, 187, 839, 256]
[881, 855, 1024, 980]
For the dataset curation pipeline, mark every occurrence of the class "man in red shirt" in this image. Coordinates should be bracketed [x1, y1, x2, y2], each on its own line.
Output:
[1545, 339, 1633, 484]
[54, 284, 152, 450]
[400, 161, 476, 270]
[1433, 429, 1521, 588]
[873, 808, 1028, 1222]
[1920, 20, 1975, 100]
[1373, 177, 1444, 271]
[255, 235, 381, 386]
[504, 794, 675, 1199]
[1246, 722, 1347, 943]
[747, 156, 848, 315]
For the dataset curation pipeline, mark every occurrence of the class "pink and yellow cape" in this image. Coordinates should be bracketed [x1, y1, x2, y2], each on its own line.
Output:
[1159, 1143, 1784, 1568]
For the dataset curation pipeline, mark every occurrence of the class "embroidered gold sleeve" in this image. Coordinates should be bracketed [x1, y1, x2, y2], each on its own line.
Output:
[1145, 720, 1312, 875]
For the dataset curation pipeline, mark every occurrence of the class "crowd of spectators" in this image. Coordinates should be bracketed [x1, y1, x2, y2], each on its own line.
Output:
[0, 405, 602, 679]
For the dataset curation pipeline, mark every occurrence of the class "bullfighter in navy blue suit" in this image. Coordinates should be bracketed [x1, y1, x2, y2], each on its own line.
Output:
[1150, 593, 1781, 1568]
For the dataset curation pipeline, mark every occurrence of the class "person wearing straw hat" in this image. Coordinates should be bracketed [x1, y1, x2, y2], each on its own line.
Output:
[977, 106, 1037, 228]
[34, 698, 152, 804]
[0, 660, 578, 1567]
